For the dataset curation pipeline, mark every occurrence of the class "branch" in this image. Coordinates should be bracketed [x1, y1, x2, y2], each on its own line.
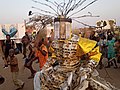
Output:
[65, 0, 83, 16]
[54, 1, 64, 15]
[71, 0, 86, 12]
[64, 0, 73, 15]
[45, 0, 57, 7]
[32, 6, 57, 16]
[68, 0, 98, 18]
[71, 12, 99, 18]
[73, 19, 96, 27]
[29, 11, 55, 17]
[32, 0, 59, 15]
[63, 0, 66, 8]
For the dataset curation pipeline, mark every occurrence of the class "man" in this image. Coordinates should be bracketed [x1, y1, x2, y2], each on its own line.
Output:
[31, 38, 48, 70]
[23, 36, 36, 79]
[36, 38, 48, 70]
[3, 34, 14, 68]
[22, 32, 30, 58]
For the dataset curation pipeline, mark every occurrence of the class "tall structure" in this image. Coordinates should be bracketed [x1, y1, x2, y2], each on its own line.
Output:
[32, 1, 118, 89]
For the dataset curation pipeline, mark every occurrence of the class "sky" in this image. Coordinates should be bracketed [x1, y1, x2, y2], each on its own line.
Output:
[0, 0, 120, 28]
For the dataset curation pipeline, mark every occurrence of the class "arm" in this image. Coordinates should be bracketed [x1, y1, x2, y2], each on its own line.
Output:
[39, 49, 47, 56]
[38, 46, 47, 56]
[11, 40, 15, 48]
[26, 56, 38, 66]
[28, 44, 34, 59]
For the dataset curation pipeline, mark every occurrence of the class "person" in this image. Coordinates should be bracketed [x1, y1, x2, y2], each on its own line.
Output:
[3, 34, 14, 68]
[23, 36, 36, 79]
[7, 49, 24, 90]
[21, 32, 30, 58]
[33, 38, 48, 90]
[31, 38, 48, 70]
[89, 31, 97, 41]
[105, 36, 118, 68]
[98, 36, 107, 69]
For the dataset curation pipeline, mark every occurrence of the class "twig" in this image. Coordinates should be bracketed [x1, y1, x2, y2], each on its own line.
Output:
[68, 0, 98, 17]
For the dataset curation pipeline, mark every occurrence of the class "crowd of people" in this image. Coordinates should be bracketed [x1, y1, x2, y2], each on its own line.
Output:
[1, 32, 49, 90]
[0, 29, 120, 89]
[88, 30, 120, 69]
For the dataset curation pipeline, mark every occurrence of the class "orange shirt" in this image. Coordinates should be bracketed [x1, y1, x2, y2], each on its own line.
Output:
[35, 44, 48, 70]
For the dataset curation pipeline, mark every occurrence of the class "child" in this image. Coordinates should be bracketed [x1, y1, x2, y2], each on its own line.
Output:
[8, 49, 24, 90]
[106, 36, 118, 68]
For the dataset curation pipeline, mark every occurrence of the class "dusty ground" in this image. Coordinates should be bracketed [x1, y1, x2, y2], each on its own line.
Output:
[0, 54, 120, 90]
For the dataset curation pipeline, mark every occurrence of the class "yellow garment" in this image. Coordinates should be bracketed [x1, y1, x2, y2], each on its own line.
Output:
[49, 46, 56, 58]
[77, 37, 101, 62]
[89, 46, 102, 62]
[49, 46, 54, 52]
[78, 37, 97, 54]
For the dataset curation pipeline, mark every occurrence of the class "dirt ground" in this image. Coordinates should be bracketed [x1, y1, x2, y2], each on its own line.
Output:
[0, 54, 120, 90]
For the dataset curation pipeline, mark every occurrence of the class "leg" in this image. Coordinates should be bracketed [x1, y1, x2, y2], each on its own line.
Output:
[111, 53, 118, 68]
[113, 58, 118, 68]
[12, 72, 24, 88]
[99, 56, 103, 69]
[3, 51, 9, 68]
[105, 53, 111, 68]
[22, 44, 26, 58]
[24, 61, 36, 78]
[19, 43, 22, 53]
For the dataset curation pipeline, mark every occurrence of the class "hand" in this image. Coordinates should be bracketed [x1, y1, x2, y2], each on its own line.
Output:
[26, 61, 32, 66]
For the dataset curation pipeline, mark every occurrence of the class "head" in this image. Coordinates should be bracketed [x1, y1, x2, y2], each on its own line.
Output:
[38, 38, 44, 46]
[107, 35, 113, 40]
[6, 34, 10, 40]
[24, 36, 30, 45]
[9, 49, 15, 57]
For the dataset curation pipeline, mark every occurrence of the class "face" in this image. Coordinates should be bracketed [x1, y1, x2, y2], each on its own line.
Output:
[24, 37, 29, 44]
[38, 40, 42, 47]
[9, 49, 14, 57]
[6, 35, 10, 40]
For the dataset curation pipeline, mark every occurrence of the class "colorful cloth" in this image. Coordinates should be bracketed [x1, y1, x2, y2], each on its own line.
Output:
[77, 37, 101, 62]
[106, 39, 115, 59]
[35, 44, 48, 69]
